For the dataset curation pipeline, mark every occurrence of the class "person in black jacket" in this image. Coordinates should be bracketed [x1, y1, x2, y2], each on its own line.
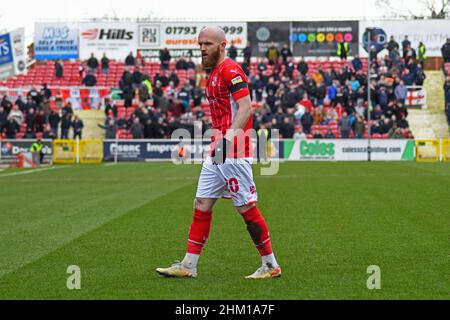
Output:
[48, 110, 60, 138]
[87, 53, 99, 72]
[125, 51, 135, 66]
[159, 48, 171, 70]
[72, 115, 84, 139]
[227, 41, 238, 60]
[442, 38, 450, 63]
[82, 71, 97, 87]
[55, 60, 63, 79]
[60, 110, 72, 139]
[101, 53, 110, 74]
[243, 43, 252, 64]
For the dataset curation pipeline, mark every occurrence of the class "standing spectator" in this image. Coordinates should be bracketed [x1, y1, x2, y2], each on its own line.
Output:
[101, 53, 110, 74]
[48, 110, 60, 138]
[297, 57, 308, 76]
[102, 117, 117, 139]
[41, 84, 52, 100]
[353, 114, 365, 139]
[300, 109, 313, 134]
[402, 36, 411, 58]
[159, 48, 171, 70]
[72, 115, 84, 139]
[87, 53, 99, 72]
[279, 117, 294, 138]
[132, 67, 143, 88]
[243, 42, 252, 64]
[338, 112, 351, 138]
[386, 36, 399, 53]
[55, 60, 63, 79]
[441, 38, 450, 63]
[30, 138, 45, 164]
[324, 128, 335, 139]
[337, 41, 349, 60]
[1, 96, 13, 114]
[227, 41, 238, 61]
[415, 64, 426, 86]
[394, 80, 408, 105]
[352, 55, 362, 72]
[104, 98, 117, 118]
[280, 43, 292, 63]
[418, 42, 426, 65]
[266, 42, 279, 65]
[125, 51, 135, 66]
[0, 105, 7, 132]
[130, 117, 144, 139]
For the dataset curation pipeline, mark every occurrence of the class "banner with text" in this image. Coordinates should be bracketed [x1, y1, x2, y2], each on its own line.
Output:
[247, 22, 291, 57]
[359, 19, 450, 57]
[79, 22, 137, 60]
[283, 139, 415, 161]
[0, 28, 26, 80]
[35, 22, 79, 60]
[291, 21, 359, 57]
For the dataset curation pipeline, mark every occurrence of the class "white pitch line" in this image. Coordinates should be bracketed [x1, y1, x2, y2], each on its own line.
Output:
[0, 165, 70, 177]
[104, 162, 118, 167]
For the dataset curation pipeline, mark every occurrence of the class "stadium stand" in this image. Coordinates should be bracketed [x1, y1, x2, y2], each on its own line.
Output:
[1, 50, 425, 140]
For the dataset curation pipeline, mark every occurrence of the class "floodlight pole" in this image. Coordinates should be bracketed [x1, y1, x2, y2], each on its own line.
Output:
[367, 28, 372, 162]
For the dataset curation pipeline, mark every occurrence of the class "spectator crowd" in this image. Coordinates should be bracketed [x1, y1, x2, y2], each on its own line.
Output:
[3, 36, 450, 140]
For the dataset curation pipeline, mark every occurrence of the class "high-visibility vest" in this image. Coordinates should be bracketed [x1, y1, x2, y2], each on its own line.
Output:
[257, 128, 269, 140]
[418, 44, 426, 60]
[337, 42, 349, 56]
[30, 142, 43, 152]
[143, 79, 153, 95]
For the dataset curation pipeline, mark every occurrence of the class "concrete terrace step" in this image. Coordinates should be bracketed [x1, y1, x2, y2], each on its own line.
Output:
[74, 109, 105, 140]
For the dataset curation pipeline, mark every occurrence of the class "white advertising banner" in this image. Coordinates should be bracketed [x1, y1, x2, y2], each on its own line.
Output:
[79, 22, 137, 60]
[138, 22, 247, 50]
[34, 22, 79, 60]
[359, 20, 450, 57]
[283, 139, 415, 161]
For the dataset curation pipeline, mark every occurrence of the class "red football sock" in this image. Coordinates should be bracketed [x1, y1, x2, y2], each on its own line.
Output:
[186, 208, 212, 254]
[240, 206, 273, 256]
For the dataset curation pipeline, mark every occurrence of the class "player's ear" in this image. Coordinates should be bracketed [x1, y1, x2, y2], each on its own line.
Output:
[220, 40, 227, 51]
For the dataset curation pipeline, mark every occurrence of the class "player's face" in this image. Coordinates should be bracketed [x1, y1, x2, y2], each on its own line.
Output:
[198, 35, 222, 68]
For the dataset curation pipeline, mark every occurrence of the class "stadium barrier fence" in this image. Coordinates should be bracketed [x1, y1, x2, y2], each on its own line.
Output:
[2, 139, 450, 164]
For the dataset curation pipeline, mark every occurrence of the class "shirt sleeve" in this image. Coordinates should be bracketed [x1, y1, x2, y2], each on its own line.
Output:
[223, 65, 250, 101]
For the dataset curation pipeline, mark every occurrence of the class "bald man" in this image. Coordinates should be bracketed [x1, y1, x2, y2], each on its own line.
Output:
[156, 26, 281, 280]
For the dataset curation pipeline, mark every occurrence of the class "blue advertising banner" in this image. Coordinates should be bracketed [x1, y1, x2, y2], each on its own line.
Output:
[103, 140, 211, 162]
[34, 22, 79, 60]
[0, 33, 13, 66]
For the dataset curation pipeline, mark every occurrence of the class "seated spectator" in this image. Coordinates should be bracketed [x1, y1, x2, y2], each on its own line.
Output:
[312, 130, 323, 139]
[324, 128, 335, 139]
[371, 105, 384, 120]
[82, 71, 97, 87]
[3, 118, 19, 138]
[352, 55, 363, 72]
[293, 126, 306, 140]
[280, 117, 294, 138]
[297, 57, 308, 76]
[8, 105, 23, 126]
[176, 56, 188, 70]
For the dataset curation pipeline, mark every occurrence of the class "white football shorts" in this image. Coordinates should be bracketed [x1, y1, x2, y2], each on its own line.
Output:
[195, 157, 258, 207]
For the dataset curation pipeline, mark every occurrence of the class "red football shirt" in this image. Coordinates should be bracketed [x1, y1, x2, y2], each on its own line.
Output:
[205, 58, 253, 158]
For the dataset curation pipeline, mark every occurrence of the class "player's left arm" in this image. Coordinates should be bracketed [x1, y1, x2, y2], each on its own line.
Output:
[224, 94, 252, 141]
[224, 69, 252, 141]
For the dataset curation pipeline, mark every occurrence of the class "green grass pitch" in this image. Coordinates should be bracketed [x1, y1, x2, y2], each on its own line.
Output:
[0, 161, 448, 299]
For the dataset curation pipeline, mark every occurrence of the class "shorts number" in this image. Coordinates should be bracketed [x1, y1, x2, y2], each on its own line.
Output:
[225, 178, 239, 193]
